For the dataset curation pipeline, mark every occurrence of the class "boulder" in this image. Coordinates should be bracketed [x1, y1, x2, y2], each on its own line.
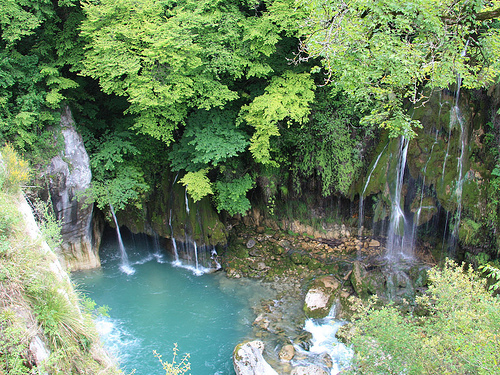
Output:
[45, 105, 99, 271]
[304, 276, 341, 318]
[233, 340, 278, 375]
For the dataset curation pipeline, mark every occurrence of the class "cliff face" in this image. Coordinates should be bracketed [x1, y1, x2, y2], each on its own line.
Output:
[45, 105, 101, 271]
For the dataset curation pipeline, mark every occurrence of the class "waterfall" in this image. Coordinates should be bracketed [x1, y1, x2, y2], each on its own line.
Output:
[358, 143, 388, 235]
[297, 306, 353, 374]
[211, 248, 221, 270]
[185, 187, 190, 214]
[109, 204, 135, 275]
[448, 104, 467, 252]
[169, 209, 180, 264]
[446, 41, 469, 253]
[386, 137, 412, 260]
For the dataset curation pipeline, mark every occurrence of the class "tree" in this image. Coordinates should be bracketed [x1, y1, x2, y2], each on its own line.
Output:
[298, 0, 500, 137]
[0, 0, 82, 156]
[80, 0, 283, 145]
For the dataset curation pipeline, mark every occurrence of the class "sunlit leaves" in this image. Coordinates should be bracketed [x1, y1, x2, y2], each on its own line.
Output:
[241, 71, 316, 164]
[81, 0, 283, 145]
[179, 169, 214, 203]
[300, 0, 500, 137]
[351, 259, 500, 374]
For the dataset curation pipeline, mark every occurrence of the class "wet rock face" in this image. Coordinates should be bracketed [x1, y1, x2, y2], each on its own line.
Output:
[46, 105, 99, 271]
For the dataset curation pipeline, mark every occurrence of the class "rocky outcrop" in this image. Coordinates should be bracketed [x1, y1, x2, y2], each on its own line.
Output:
[233, 340, 278, 375]
[45, 105, 99, 271]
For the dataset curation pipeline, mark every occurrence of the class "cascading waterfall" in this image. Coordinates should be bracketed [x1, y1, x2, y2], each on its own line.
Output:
[448, 104, 467, 252]
[296, 306, 353, 374]
[109, 204, 135, 275]
[358, 143, 388, 235]
[169, 209, 180, 264]
[185, 187, 190, 214]
[386, 137, 412, 260]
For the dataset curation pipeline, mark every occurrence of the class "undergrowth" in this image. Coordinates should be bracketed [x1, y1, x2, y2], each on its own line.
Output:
[0, 145, 120, 374]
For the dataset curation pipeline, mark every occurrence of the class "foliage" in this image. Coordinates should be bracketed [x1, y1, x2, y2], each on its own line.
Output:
[480, 263, 500, 291]
[286, 89, 366, 196]
[80, 0, 283, 145]
[0, 0, 82, 158]
[240, 71, 316, 165]
[169, 108, 249, 172]
[299, 0, 500, 137]
[349, 259, 500, 374]
[179, 169, 214, 203]
[0, 311, 30, 375]
[26, 197, 62, 250]
[154, 344, 191, 375]
[214, 174, 254, 215]
[0, 144, 30, 193]
[83, 130, 149, 211]
[0, 182, 119, 373]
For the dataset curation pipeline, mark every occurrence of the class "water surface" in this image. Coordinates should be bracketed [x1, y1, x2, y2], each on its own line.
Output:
[73, 231, 271, 375]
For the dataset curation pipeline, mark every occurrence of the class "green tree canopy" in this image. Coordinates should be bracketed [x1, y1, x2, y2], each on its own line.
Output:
[299, 0, 500, 137]
[80, 0, 284, 145]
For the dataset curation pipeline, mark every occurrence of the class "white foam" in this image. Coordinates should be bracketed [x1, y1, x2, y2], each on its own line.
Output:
[120, 263, 136, 275]
[300, 308, 353, 375]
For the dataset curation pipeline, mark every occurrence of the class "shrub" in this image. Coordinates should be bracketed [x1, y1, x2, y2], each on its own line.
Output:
[349, 259, 500, 374]
[0, 144, 30, 193]
[154, 344, 191, 375]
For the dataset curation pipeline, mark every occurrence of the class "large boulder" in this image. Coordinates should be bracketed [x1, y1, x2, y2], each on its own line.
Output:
[233, 340, 278, 375]
[45, 105, 99, 271]
[304, 275, 341, 318]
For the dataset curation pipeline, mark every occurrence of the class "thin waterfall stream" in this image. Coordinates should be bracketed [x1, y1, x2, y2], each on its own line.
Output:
[109, 204, 135, 275]
[358, 143, 388, 235]
[386, 136, 412, 260]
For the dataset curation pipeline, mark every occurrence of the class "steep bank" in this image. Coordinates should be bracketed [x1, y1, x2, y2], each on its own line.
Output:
[0, 151, 119, 374]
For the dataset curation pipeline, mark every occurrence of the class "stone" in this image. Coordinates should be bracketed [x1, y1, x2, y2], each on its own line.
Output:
[253, 314, 270, 330]
[247, 239, 257, 248]
[44, 105, 99, 271]
[233, 340, 279, 375]
[304, 276, 341, 318]
[369, 239, 381, 247]
[291, 364, 329, 375]
[278, 344, 295, 361]
[350, 261, 367, 298]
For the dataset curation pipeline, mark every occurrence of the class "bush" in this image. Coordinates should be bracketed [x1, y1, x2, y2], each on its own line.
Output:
[0, 144, 30, 193]
[349, 259, 500, 374]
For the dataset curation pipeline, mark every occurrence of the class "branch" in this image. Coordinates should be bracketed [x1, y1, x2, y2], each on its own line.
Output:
[476, 8, 500, 21]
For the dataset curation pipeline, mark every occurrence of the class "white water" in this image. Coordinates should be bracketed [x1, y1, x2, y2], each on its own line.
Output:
[185, 187, 190, 214]
[358, 143, 388, 235]
[386, 137, 412, 260]
[449, 105, 467, 248]
[296, 307, 353, 374]
[109, 204, 135, 275]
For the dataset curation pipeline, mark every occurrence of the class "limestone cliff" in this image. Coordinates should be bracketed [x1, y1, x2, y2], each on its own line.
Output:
[45, 105, 100, 271]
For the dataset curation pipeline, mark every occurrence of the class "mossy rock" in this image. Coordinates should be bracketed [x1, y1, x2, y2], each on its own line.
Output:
[303, 276, 341, 318]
